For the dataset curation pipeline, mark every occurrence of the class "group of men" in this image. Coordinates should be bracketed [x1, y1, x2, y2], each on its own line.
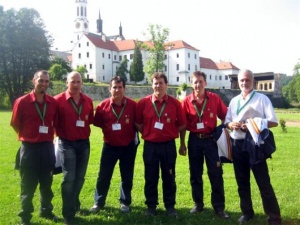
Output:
[11, 69, 282, 225]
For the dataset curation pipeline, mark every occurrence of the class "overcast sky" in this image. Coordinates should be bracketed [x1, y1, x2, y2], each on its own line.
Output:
[1, 0, 299, 75]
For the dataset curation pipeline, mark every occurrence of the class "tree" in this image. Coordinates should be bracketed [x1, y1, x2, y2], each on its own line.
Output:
[142, 24, 170, 82]
[75, 66, 88, 81]
[282, 61, 300, 104]
[48, 63, 67, 81]
[0, 7, 52, 107]
[129, 41, 144, 83]
[116, 56, 128, 82]
[50, 56, 72, 73]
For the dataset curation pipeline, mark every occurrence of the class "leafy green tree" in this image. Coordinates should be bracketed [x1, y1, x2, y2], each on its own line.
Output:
[129, 42, 144, 83]
[75, 66, 88, 80]
[282, 61, 300, 103]
[50, 56, 72, 73]
[142, 24, 170, 82]
[116, 56, 128, 82]
[48, 63, 67, 80]
[0, 7, 52, 107]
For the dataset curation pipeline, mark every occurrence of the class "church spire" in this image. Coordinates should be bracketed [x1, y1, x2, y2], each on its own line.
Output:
[74, 0, 89, 40]
[119, 22, 122, 37]
[97, 10, 103, 34]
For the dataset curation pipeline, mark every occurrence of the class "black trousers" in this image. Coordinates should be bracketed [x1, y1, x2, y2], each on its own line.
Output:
[188, 133, 225, 212]
[18, 141, 55, 222]
[232, 139, 281, 223]
[143, 140, 177, 209]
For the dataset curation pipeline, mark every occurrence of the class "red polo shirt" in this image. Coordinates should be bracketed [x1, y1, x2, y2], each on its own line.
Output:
[54, 91, 94, 141]
[136, 94, 186, 142]
[11, 91, 57, 143]
[94, 96, 136, 146]
[181, 91, 227, 134]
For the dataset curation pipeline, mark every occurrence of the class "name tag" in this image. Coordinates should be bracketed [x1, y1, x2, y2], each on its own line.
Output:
[197, 122, 204, 129]
[39, 125, 49, 134]
[76, 120, 85, 127]
[112, 123, 121, 130]
[154, 122, 164, 130]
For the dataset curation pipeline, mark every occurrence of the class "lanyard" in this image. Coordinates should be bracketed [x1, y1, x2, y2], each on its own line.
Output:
[34, 102, 47, 125]
[237, 91, 256, 115]
[70, 99, 82, 118]
[152, 101, 166, 122]
[193, 98, 207, 119]
[111, 99, 127, 123]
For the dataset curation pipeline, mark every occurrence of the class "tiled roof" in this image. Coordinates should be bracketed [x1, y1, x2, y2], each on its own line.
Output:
[165, 40, 199, 51]
[216, 61, 239, 70]
[200, 57, 218, 69]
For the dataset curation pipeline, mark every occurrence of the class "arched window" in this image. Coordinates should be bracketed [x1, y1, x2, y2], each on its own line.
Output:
[77, 7, 79, 16]
[264, 83, 268, 90]
[269, 83, 272, 90]
[81, 6, 83, 16]
[260, 84, 263, 90]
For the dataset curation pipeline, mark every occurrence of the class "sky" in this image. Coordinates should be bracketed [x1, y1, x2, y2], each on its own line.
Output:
[1, 0, 299, 75]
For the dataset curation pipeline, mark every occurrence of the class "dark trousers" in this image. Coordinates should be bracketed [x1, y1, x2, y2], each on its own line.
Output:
[232, 139, 281, 223]
[188, 133, 225, 212]
[94, 141, 137, 207]
[59, 138, 90, 219]
[18, 141, 55, 222]
[143, 140, 177, 209]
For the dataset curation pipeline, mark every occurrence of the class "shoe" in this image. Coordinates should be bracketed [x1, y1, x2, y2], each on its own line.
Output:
[216, 211, 229, 219]
[120, 203, 130, 213]
[89, 204, 101, 213]
[40, 212, 59, 222]
[145, 207, 156, 216]
[64, 217, 74, 225]
[190, 205, 204, 214]
[238, 214, 254, 224]
[166, 208, 178, 217]
[268, 220, 282, 225]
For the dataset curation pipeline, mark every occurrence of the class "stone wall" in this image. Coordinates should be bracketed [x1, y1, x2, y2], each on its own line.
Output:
[48, 84, 287, 108]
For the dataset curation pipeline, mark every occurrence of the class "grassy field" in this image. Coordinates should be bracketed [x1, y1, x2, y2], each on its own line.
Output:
[0, 110, 299, 225]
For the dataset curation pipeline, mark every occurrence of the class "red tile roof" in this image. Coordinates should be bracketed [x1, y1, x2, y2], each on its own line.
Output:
[216, 61, 239, 70]
[200, 57, 218, 70]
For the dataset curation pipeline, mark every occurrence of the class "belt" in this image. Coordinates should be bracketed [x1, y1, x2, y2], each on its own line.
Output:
[191, 132, 212, 139]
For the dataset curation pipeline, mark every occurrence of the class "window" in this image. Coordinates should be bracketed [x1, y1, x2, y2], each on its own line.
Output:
[177, 53, 179, 58]
[260, 84, 263, 90]
[102, 53, 105, 58]
[89, 64, 92, 69]
[219, 76, 222, 80]
[188, 64, 190, 70]
[87, 42, 89, 46]
[176, 77, 179, 82]
[78, 53, 81, 59]
[188, 77, 190, 82]
[78, 43, 81, 48]
[130, 54, 133, 60]
[102, 65, 105, 69]
[119, 56, 122, 61]
[264, 83, 268, 90]
[108, 54, 111, 59]
[215, 76, 217, 81]
[86, 52, 89, 58]
[225, 75, 228, 80]
[269, 83, 272, 89]
[164, 66, 167, 72]
[176, 64, 179, 70]
[84, 64, 86, 68]
[188, 53, 190, 58]
[114, 55, 116, 60]
[195, 65, 197, 71]
[194, 54, 197, 59]
[103, 76, 105, 80]
[210, 75, 212, 80]
[164, 54, 167, 60]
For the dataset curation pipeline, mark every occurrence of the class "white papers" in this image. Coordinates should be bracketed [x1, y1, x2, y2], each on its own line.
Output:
[216, 128, 232, 161]
[246, 117, 268, 144]
[237, 106, 263, 122]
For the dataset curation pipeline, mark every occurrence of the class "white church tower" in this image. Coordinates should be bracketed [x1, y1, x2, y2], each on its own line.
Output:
[74, 0, 89, 41]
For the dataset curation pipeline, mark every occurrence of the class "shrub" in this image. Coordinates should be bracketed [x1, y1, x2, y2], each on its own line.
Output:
[279, 118, 287, 133]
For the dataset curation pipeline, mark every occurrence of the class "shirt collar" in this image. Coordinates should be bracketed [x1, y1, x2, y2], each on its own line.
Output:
[29, 90, 50, 103]
[152, 94, 168, 103]
[110, 96, 126, 105]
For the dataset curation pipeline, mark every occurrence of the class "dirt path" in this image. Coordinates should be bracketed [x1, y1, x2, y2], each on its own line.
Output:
[285, 121, 300, 127]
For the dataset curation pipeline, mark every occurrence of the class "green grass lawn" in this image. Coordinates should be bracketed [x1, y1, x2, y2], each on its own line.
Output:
[0, 110, 299, 225]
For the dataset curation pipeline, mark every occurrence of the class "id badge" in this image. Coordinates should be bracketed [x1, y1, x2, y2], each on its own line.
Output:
[76, 120, 85, 127]
[39, 125, 49, 134]
[154, 122, 164, 130]
[112, 123, 121, 130]
[197, 122, 204, 129]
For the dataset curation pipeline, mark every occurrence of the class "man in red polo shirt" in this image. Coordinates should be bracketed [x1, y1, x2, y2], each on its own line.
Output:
[135, 72, 186, 217]
[54, 71, 94, 225]
[11, 70, 58, 225]
[180, 71, 229, 219]
[89, 76, 138, 214]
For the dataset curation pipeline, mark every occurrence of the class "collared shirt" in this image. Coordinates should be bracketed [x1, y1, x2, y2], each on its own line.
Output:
[94, 96, 136, 146]
[54, 91, 94, 141]
[11, 91, 57, 143]
[225, 90, 278, 140]
[136, 94, 186, 142]
[181, 91, 228, 134]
